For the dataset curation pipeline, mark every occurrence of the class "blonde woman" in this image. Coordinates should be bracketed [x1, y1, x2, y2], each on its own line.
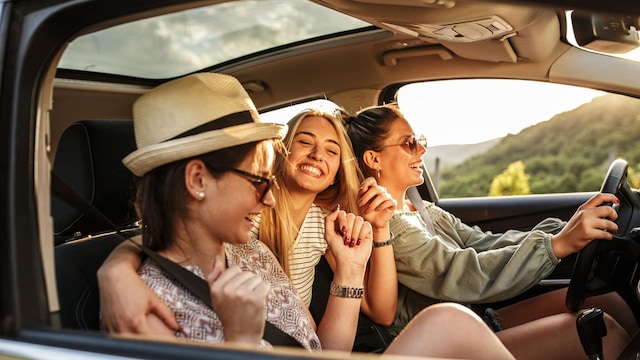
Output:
[257, 109, 398, 327]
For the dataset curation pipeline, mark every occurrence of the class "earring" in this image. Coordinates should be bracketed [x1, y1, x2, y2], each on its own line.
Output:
[377, 169, 381, 179]
[196, 191, 205, 199]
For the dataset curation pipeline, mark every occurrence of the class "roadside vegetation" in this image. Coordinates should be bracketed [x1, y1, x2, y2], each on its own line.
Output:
[437, 93, 640, 198]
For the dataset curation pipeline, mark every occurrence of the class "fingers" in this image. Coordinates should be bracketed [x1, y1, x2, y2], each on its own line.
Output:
[325, 205, 345, 247]
[324, 204, 340, 232]
[552, 194, 621, 258]
[358, 178, 395, 214]
[590, 204, 619, 222]
[356, 221, 373, 248]
[357, 178, 397, 232]
[210, 265, 265, 299]
[577, 208, 619, 238]
[581, 193, 619, 210]
[206, 264, 269, 345]
[325, 205, 374, 250]
[335, 210, 372, 247]
[150, 296, 180, 331]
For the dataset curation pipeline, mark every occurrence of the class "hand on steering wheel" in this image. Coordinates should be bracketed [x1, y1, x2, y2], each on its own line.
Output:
[551, 193, 618, 260]
[566, 159, 630, 311]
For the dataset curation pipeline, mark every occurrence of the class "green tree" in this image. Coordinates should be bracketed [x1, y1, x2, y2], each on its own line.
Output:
[488, 160, 531, 196]
[628, 164, 640, 189]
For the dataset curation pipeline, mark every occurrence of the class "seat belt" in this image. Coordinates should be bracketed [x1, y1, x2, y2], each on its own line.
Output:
[406, 186, 436, 235]
[51, 172, 303, 348]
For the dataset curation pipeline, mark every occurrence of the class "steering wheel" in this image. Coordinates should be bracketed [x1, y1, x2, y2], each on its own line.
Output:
[566, 158, 640, 311]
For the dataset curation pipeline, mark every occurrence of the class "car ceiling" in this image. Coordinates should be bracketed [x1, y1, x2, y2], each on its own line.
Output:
[50, 0, 640, 149]
[212, 0, 624, 109]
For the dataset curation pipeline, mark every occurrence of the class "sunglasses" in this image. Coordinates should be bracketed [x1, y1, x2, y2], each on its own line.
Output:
[206, 166, 276, 204]
[380, 134, 427, 155]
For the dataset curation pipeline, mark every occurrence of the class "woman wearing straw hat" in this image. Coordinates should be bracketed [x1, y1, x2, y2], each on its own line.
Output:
[100, 72, 516, 358]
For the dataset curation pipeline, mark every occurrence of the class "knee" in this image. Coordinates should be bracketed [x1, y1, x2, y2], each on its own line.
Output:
[413, 303, 482, 327]
[601, 313, 630, 359]
[602, 313, 629, 340]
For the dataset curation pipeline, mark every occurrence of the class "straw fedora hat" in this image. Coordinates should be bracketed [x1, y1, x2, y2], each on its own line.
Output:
[123, 73, 287, 177]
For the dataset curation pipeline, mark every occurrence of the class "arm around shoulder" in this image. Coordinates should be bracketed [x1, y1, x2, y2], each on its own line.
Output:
[97, 235, 179, 333]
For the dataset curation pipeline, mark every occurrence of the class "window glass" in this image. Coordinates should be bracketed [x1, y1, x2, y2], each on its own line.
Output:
[396, 79, 640, 198]
[58, 0, 370, 79]
[260, 99, 341, 124]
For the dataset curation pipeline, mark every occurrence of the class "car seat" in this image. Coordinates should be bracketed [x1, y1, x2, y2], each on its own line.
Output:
[52, 119, 139, 331]
[51, 119, 138, 245]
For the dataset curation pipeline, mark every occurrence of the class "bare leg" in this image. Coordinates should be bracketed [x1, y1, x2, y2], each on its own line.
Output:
[496, 288, 638, 335]
[384, 303, 515, 360]
[497, 312, 628, 360]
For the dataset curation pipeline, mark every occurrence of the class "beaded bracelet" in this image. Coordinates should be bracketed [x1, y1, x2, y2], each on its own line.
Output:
[329, 281, 364, 298]
[373, 232, 395, 248]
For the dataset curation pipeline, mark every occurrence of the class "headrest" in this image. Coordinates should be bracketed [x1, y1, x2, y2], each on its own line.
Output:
[52, 120, 138, 244]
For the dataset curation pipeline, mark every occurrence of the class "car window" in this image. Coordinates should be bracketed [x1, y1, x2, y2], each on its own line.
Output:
[260, 99, 341, 124]
[396, 79, 640, 198]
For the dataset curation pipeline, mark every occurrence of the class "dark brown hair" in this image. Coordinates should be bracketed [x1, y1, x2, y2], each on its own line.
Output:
[136, 141, 261, 251]
[344, 104, 404, 177]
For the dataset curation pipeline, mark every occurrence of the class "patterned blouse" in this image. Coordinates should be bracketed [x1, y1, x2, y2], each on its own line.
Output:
[138, 239, 322, 351]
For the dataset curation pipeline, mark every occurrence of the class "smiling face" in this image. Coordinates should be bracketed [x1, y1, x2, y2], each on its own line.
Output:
[205, 141, 276, 245]
[282, 115, 342, 199]
[376, 117, 426, 198]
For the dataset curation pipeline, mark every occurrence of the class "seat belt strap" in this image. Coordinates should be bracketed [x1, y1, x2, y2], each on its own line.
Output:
[407, 186, 436, 235]
[50, 172, 303, 348]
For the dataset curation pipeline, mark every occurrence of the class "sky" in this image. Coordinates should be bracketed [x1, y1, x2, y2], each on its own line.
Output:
[261, 79, 605, 147]
[397, 79, 604, 146]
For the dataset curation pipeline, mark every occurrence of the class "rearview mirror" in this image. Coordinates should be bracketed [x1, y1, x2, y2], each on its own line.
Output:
[572, 11, 640, 54]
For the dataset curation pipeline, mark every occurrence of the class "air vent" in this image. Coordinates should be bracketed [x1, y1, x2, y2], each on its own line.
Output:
[382, 15, 514, 42]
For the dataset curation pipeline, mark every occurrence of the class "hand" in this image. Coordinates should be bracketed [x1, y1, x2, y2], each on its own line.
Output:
[206, 256, 270, 346]
[97, 245, 179, 334]
[551, 193, 619, 259]
[357, 177, 397, 230]
[324, 205, 373, 281]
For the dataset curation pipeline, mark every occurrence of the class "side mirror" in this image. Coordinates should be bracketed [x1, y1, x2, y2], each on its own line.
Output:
[572, 11, 640, 54]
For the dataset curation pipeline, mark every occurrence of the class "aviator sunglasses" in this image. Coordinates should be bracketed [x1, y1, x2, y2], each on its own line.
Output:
[380, 134, 427, 155]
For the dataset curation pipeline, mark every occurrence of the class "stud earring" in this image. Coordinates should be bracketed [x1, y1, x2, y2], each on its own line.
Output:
[196, 191, 205, 199]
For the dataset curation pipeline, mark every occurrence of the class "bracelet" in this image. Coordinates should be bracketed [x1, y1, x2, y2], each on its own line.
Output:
[373, 232, 395, 248]
[329, 281, 364, 298]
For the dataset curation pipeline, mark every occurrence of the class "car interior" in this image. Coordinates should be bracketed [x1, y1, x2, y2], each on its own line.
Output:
[3, 0, 640, 358]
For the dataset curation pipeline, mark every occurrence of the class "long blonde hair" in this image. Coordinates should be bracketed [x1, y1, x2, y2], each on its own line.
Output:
[259, 109, 363, 276]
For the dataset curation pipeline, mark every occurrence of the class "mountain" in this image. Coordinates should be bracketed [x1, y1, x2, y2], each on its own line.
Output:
[424, 138, 502, 171]
[434, 93, 640, 198]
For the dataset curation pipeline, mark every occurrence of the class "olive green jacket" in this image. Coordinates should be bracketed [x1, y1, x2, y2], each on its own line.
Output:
[387, 202, 565, 336]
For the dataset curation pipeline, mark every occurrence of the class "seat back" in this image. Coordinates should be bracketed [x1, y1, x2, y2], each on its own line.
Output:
[55, 233, 127, 330]
[53, 119, 139, 331]
[51, 119, 138, 244]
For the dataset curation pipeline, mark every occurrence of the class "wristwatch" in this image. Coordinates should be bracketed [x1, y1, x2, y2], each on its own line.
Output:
[373, 232, 395, 248]
[329, 281, 364, 298]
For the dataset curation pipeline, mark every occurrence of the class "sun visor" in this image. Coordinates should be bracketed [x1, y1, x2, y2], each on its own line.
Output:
[381, 16, 514, 42]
